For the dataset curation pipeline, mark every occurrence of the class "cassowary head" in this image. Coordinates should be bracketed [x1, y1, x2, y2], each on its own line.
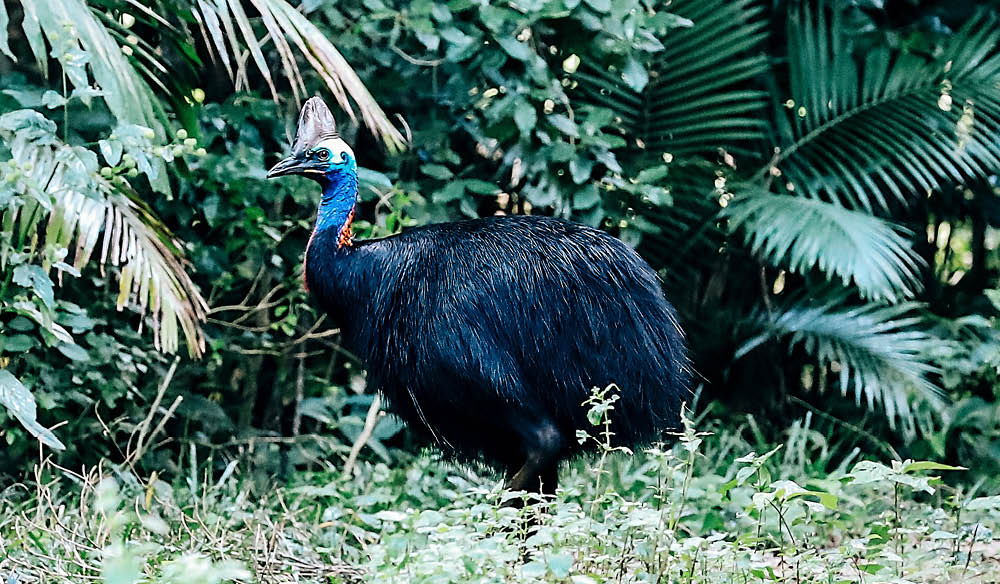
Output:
[267, 97, 356, 183]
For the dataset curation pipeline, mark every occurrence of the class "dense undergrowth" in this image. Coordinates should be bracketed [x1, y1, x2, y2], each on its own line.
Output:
[2, 409, 997, 583]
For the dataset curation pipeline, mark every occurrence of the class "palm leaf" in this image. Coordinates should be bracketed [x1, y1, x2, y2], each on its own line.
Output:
[737, 298, 945, 434]
[196, 0, 406, 151]
[2, 111, 207, 357]
[11, 0, 405, 152]
[574, 0, 771, 157]
[570, 0, 771, 281]
[769, 3, 1000, 212]
[724, 192, 924, 301]
[25, 0, 166, 131]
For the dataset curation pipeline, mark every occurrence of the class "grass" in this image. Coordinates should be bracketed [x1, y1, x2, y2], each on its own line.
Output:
[1, 405, 999, 583]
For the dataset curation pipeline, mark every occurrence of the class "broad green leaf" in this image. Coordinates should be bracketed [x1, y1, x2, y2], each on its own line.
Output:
[1, 335, 36, 353]
[514, 101, 537, 134]
[0, 370, 65, 450]
[56, 342, 90, 362]
[421, 164, 454, 180]
[464, 179, 499, 195]
[99, 139, 124, 167]
[569, 157, 594, 184]
[547, 553, 573, 577]
[495, 35, 533, 61]
[41, 90, 67, 109]
[13, 265, 55, 308]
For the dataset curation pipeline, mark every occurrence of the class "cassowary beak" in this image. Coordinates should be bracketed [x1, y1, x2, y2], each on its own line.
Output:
[266, 155, 306, 179]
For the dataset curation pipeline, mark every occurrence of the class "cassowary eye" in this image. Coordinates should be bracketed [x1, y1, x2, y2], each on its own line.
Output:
[316, 149, 330, 161]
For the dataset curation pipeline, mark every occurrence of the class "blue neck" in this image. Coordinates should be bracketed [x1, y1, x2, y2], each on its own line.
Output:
[315, 170, 358, 236]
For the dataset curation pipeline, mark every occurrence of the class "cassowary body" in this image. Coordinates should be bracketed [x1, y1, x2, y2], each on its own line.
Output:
[269, 98, 688, 493]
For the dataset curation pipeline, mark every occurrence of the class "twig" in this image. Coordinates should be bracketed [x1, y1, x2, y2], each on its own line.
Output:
[130, 356, 180, 463]
[292, 357, 305, 437]
[963, 522, 980, 579]
[343, 394, 383, 478]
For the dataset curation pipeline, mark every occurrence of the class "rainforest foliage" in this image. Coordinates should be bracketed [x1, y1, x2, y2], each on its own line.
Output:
[1, 0, 1000, 488]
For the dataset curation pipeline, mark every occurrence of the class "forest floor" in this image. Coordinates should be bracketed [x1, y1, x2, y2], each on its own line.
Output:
[2, 413, 999, 583]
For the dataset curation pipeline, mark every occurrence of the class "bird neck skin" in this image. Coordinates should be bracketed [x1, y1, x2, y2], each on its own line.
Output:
[314, 169, 358, 247]
[303, 168, 358, 295]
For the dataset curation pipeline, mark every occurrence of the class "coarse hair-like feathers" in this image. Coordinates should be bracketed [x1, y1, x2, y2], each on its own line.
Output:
[270, 97, 689, 494]
[306, 215, 689, 470]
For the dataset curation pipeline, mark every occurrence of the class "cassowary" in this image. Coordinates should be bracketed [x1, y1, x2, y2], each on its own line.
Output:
[268, 97, 688, 494]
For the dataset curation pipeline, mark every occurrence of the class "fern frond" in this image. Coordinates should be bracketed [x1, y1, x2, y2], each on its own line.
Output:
[23, 0, 167, 142]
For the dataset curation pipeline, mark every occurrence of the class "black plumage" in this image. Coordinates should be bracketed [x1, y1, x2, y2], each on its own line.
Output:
[268, 98, 688, 493]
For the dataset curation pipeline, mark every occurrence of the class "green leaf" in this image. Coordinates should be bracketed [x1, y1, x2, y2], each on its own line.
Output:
[99, 139, 124, 167]
[0, 370, 65, 450]
[13, 265, 55, 309]
[573, 0, 769, 156]
[41, 90, 67, 109]
[583, 0, 611, 13]
[357, 167, 393, 190]
[636, 165, 669, 184]
[1, 126, 209, 357]
[622, 56, 649, 92]
[569, 157, 594, 184]
[495, 35, 533, 61]
[901, 461, 966, 473]
[56, 342, 90, 362]
[6, 317, 34, 332]
[738, 300, 943, 434]
[770, 4, 1000, 212]
[547, 553, 573, 577]
[1, 335, 37, 353]
[514, 101, 537, 134]
[573, 184, 601, 210]
[724, 193, 923, 302]
[548, 114, 580, 138]
[464, 179, 499, 195]
[421, 164, 454, 180]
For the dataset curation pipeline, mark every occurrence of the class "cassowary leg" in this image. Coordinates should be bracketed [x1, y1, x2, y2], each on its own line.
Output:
[506, 420, 562, 494]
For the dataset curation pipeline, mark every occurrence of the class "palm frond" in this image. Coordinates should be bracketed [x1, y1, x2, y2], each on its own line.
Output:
[21, 0, 171, 190]
[2, 112, 207, 357]
[737, 298, 945, 434]
[771, 3, 1000, 212]
[12, 0, 405, 152]
[574, 0, 771, 157]
[724, 192, 923, 301]
[23, 1, 165, 127]
[196, 0, 406, 151]
[570, 0, 770, 280]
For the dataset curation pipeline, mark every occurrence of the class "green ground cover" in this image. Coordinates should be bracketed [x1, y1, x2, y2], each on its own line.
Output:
[2, 411, 997, 583]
